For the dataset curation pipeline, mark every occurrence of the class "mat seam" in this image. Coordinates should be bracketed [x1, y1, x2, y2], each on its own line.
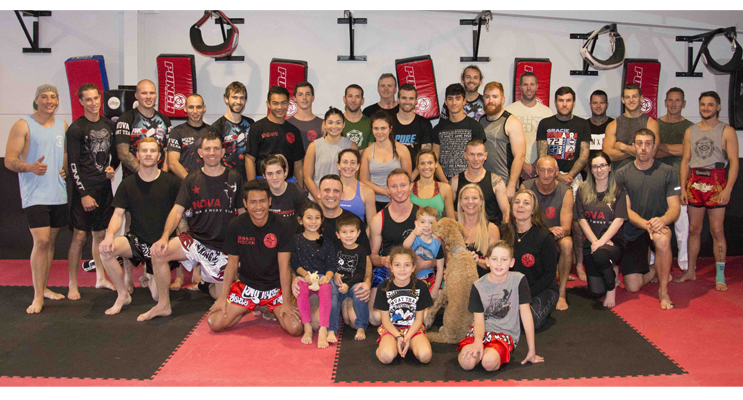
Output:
[151, 310, 210, 379]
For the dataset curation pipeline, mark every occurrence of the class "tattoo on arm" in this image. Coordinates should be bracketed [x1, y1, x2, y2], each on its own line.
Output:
[537, 140, 548, 158]
[568, 142, 590, 178]
[116, 143, 139, 173]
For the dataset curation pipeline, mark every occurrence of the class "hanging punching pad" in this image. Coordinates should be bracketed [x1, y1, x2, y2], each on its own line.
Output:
[513, 58, 552, 107]
[395, 55, 440, 119]
[621, 59, 661, 119]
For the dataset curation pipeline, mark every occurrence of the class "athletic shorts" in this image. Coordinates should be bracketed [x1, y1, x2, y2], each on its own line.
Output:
[69, 186, 114, 232]
[416, 268, 436, 292]
[25, 204, 68, 229]
[456, 326, 514, 365]
[227, 281, 283, 313]
[687, 168, 727, 209]
[372, 267, 390, 289]
[124, 232, 179, 275]
[376, 324, 427, 345]
[178, 233, 228, 284]
[621, 232, 654, 276]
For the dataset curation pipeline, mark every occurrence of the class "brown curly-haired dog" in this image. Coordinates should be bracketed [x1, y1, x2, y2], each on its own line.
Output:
[424, 217, 479, 343]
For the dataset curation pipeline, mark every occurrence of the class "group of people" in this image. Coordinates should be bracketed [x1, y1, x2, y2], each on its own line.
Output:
[4, 62, 737, 371]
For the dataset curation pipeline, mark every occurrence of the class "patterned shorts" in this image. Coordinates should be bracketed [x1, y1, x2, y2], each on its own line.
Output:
[456, 326, 514, 364]
[227, 281, 283, 313]
[376, 324, 427, 345]
[687, 168, 727, 208]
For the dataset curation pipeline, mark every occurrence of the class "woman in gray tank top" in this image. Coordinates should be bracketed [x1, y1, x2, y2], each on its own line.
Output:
[360, 112, 412, 211]
[304, 107, 357, 200]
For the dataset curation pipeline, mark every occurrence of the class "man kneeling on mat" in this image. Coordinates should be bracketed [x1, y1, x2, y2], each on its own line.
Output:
[458, 241, 543, 371]
[207, 179, 302, 335]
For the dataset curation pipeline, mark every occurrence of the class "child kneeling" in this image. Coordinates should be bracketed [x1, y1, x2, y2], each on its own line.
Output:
[374, 246, 433, 364]
[458, 241, 544, 371]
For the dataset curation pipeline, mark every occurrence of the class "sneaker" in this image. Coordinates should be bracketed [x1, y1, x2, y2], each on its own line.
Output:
[81, 260, 96, 272]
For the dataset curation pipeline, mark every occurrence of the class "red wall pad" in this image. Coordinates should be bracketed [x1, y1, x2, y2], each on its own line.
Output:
[156, 54, 197, 119]
[269, 59, 308, 119]
[395, 55, 440, 119]
[513, 58, 552, 107]
[622, 59, 661, 119]
[64, 55, 110, 120]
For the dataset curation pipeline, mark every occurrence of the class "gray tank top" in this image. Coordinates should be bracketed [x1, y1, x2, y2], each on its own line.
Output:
[482, 110, 513, 183]
[312, 136, 353, 188]
[658, 118, 694, 171]
[614, 113, 649, 170]
[523, 179, 570, 228]
[19, 115, 68, 208]
[689, 122, 728, 169]
[369, 143, 401, 202]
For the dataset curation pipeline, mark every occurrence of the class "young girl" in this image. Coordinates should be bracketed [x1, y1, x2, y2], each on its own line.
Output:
[373, 246, 433, 364]
[291, 201, 337, 348]
[263, 154, 308, 230]
[304, 107, 357, 200]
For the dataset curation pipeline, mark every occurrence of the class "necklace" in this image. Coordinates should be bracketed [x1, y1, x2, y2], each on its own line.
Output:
[516, 228, 529, 242]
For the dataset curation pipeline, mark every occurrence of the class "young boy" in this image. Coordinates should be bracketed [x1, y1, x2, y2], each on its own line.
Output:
[458, 241, 544, 371]
[402, 206, 445, 299]
[328, 215, 372, 342]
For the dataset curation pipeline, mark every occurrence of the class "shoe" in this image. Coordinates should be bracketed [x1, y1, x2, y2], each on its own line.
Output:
[81, 260, 96, 272]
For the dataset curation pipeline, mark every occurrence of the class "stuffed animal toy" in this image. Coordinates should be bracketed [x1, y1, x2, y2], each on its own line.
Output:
[424, 217, 479, 344]
[306, 271, 320, 291]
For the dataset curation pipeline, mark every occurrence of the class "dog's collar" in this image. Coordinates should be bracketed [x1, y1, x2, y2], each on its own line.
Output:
[451, 246, 467, 254]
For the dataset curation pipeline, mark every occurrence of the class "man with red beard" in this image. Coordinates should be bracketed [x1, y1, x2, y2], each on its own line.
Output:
[479, 81, 526, 199]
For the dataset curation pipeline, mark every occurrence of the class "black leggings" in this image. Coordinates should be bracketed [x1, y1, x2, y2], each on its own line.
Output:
[584, 244, 624, 298]
[530, 283, 558, 330]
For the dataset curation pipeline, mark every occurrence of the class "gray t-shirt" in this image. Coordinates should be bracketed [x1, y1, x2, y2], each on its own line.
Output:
[286, 116, 323, 152]
[658, 118, 694, 172]
[615, 160, 681, 241]
[469, 272, 531, 345]
[523, 179, 571, 228]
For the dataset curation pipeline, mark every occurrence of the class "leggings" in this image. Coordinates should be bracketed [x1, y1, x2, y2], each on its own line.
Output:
[297, 281, 331, 327]
[530, 283, 558, 330]
[584, 244, 624, 298]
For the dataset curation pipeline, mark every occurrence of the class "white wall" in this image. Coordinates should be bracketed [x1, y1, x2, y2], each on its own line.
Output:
[2, 10, 742, 156]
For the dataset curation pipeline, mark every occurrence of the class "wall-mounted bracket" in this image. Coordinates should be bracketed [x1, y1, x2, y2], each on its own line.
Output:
[337, 10, 366, 61]
[15, 11, 52, 53]
[568, 26, 611, 76]
[214, 14, 244, 62]
[459, 10, 492, 62]
[675, 27, 738, 77]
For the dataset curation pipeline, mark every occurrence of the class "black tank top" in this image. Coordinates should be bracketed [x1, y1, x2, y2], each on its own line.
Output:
[455, 171, 503, 225]
[379, 204, 419, 256]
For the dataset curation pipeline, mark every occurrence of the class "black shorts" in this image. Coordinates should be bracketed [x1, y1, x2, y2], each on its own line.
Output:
[69, 186, 114, 232]
[124, 232, 179, 275]
[621, 232, 653, 276]
[25, 204, 69, 229]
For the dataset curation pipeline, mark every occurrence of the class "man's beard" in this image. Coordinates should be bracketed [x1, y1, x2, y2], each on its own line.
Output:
[485, 103, 503, 117]
[229, 103, 244, 114]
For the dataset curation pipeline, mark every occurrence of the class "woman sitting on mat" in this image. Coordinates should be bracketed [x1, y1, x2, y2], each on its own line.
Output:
[458, 240, 544, 371]
[575, 151, 628, 308]
[304, 107, 357, 201]
[337, 149, 376, 225]
[374, 246, 433, 364]
[410, 149, 455, 219]
[457, 183, 501, 277]
[360, 111, 412, 212]
[501, 189, 558, 330]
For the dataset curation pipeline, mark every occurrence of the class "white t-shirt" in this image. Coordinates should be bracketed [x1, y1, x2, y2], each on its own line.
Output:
[504, 101, 553, 163]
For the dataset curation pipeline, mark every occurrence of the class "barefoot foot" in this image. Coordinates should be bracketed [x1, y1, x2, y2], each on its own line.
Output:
[137, 304, 172, 321]
[68, 286, 81, 300]
[567, 274, 577, 281]
[576, 264, 587, 282]
[715, 282, 728, 291]
[95, 279, 116, 291]
[317, 327, 329, 349]
[44, 288, 65, 300]
[556, 296, 569, 310]
[138, 274, 149, 289]
[26, 298, 44, 314]
[355, 328, 366, 341]
[327, 331, 338, 343]
[675, 269, 697, 283]
[105, 294, 132, 315]
[603, 289, 617, 308]
[301, 324, 313, 345]
[169, 277, 184, 291]
[660, 296, 675, 310]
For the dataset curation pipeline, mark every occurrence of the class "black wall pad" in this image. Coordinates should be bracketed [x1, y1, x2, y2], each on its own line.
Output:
[333, 288, 685, 383]
[0, 287, 211, 380]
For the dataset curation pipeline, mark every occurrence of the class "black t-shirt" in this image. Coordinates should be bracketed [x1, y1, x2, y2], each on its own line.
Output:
[363, 103, 400, 118]
[167, 122, 211, 174]
[248, 117, 306, 177]
[590, 117, 613, 150]
[574, 187, 628, 248]
[290, 233, 337, 275]
[67, 115, 119, 196]
[269, 182, 308, 229]
[510, 225, 558, 296]
[115, 109, 171, 177]
[336, 244, 369, 288]
[323, 209, 370, 254]
[373, 279, 433, 327]
[536, 115, 591, 173]
[175, 168, 244, 252]
[394, 114, 433, 164]
[224, 212, 295, 291]
[211, 115, 254, 181]
[112, 171, 181, 244]
[427, 117, 487, 179]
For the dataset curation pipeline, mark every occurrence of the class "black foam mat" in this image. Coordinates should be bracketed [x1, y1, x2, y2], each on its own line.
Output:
[0, 286, 211, 380]
[332, 288, 686, 383]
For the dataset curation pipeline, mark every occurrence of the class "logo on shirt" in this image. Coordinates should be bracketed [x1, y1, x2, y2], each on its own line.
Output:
[286, 131, 295, 144]
[193, 186, 200, 194]
[264, 233, 277, 248]
[307, 130, 318, 142]
[694, 136, 714, 159]
[237, 236, 255, 245]
[521, 253, 535, 268]
[545, 206, 557, 219]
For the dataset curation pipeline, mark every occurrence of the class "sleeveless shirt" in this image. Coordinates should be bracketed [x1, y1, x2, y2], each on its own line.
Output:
[340, 181, 367, 221]
[19, 115, 67, 208]
[481, 110, 513, 183]
[379, 204, 419, 257]
[523, 179, 570, 229]
[689, 122, 728, 169]
[658, 118, 694, 171]
[312, 136, 353, 188]
[614, 113, 649, 171]
[410, 181, 445, 218]
[455, 170, 503, 225]
[369, 143, 401, 203]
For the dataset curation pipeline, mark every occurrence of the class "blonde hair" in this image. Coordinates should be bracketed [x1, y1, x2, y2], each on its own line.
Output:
[457, 184, 490, 254]
[417, 206, 439, 220]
